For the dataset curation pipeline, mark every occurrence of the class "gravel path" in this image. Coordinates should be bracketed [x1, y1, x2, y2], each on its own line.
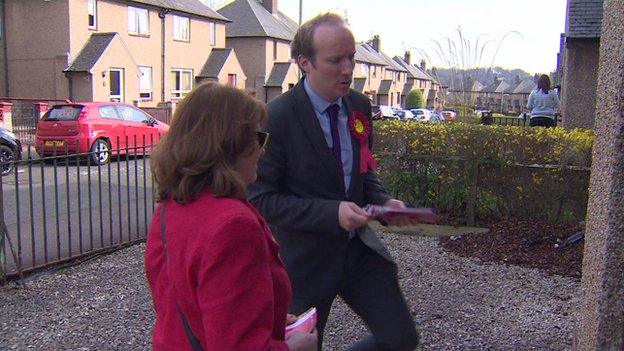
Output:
[0, 231, 580, 350]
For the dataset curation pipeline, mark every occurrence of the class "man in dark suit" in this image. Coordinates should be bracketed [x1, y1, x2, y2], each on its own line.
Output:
[248, 13, 419, 351]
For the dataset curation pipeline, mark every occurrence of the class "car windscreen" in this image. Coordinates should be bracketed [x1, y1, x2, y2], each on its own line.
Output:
[42, 106, 83, 121]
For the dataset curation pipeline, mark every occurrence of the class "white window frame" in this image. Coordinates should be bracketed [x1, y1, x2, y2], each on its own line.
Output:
[208, 22, 216, 46]
[227, 73, 237, 87]
[139, 66, 153, 100]
[173, 15, 190, 41]
[109, 68, 125, 102]
[88, 0, 97, 29]
[171, 69, 193, 99]
[128, 6, 149, 35]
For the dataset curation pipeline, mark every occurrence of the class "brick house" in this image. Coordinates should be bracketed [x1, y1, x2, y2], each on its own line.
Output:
[0, 0, 247, 106]
[363, 36, 407, 107]
[218, 0, 299, 102]
[353, 43, 387, 105]
[393, 52, 433, 108]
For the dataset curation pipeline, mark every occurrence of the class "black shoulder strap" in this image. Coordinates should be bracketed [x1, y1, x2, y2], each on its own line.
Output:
[160, 203, 205, 351]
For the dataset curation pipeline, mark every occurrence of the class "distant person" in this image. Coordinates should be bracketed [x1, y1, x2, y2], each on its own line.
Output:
[145, 82, 317, 351]
[527, 74, 560, 127]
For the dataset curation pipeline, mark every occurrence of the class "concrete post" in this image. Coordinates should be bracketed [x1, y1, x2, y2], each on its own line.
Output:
[0, 102, 13, 132]
[575, 0, 624, 349]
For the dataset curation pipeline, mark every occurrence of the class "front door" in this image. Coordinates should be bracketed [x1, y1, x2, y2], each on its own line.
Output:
[109, 68, 124, 102]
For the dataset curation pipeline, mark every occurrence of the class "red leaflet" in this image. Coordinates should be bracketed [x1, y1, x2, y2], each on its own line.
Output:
[364, 205, 441, 225]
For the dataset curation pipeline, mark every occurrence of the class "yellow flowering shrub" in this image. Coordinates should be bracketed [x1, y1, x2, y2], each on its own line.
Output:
[373, 122, 594, 223]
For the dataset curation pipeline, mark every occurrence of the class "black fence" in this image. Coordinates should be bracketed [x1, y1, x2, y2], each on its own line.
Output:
[0, 134, 162, 281]
[1, 138, 590, 281]
[377, 154, 590, 226]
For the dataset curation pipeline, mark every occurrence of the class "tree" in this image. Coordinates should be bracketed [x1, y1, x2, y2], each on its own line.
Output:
[405, 89, 425, 109]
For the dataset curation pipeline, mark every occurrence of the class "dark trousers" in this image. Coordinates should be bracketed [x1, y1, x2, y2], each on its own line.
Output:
[290, 237, 419, 351]
[529, 116, 555, 127]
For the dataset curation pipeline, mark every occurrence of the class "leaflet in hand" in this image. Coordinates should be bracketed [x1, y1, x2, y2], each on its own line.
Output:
[285, 307, 317, 338]
[364, 204, 441, 225]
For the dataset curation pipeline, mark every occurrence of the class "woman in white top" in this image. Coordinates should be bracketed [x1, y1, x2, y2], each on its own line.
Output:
[527, 74, 560, 127]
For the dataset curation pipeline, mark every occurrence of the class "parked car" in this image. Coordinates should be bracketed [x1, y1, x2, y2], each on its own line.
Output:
[394, 110, 415, 120]
[0, 127, 22, 176]
[35, 102, 169, 165]
[371, 105, 380, 117]
[374, 105, 398, 120]
[441, 110, 457, 121]
[474, 109, 491, 116]
[410, 108, 433, 121]
[429, 114, 445, 123]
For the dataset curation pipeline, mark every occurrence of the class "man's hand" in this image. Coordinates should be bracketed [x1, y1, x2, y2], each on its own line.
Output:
[383, 199, 417, 227]
[338, 201, 372, 231]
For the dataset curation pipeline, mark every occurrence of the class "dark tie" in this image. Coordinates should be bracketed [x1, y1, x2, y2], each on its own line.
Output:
[326, 104, 343, 179]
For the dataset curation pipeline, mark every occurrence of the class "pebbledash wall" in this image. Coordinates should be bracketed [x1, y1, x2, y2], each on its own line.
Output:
[561, 40, 600, 129]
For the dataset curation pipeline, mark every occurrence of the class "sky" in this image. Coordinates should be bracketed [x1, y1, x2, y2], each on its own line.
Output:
[276, 0, 568, 74]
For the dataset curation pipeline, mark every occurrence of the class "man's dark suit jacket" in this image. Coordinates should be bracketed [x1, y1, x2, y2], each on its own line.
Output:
[248, 80, 395, 302]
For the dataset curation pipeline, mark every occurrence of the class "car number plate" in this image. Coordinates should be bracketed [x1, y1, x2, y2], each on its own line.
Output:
[44, 140, 65, 147]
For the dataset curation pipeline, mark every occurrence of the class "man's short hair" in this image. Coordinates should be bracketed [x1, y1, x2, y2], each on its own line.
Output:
[291, 12, 347, 64]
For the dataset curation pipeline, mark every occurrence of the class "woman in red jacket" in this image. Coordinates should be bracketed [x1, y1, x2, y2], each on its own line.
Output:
[145, 82, 317, 351]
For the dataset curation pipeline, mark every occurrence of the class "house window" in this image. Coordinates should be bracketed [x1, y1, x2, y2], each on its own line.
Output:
[273, 40, 278, 60]
[372, 66, 376, 78]
[139, 66, 152, 100]
[173, 15, 190, 41]
[109, 68, 124, 102]
[128, 6, 149, 35]
[227, 74, 237, 86]
[208, 22, 216, 46]
[88, 0, 97, 28]
[171, 69, 193, 98]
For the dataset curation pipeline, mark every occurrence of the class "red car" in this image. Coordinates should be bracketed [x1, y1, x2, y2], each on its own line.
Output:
[35, 102, 169, 165]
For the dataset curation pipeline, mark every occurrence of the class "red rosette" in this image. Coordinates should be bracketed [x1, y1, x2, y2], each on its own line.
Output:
[349, 110, 377, 173]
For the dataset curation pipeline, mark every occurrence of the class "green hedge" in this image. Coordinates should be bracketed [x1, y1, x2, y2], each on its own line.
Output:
[373, 121, 594, 223]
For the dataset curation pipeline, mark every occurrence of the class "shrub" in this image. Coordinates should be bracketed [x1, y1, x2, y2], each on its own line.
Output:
[373, 121, 594, 223]
[405, 90, 425, 109]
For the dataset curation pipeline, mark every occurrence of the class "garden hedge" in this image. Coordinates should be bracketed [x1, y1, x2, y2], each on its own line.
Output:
[373, 121, 594, 223]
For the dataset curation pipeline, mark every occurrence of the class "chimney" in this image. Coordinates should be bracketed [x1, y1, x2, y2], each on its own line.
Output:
[404, 51, 411, 65]
[420, 59, 426, 71]
[515, 74, 521, 85]
[370, 35, 381, 52]
[262, 0, 278, 14]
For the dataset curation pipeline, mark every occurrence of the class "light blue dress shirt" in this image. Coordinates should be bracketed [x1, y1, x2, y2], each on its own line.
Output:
[303, 78, 353, 193]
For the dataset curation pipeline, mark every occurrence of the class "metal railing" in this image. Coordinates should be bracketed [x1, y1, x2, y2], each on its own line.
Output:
[0, 134, 161, 281]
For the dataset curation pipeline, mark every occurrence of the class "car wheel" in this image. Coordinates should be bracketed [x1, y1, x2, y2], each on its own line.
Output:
[90, 139, 111, 165]
[0, 144, 15, 176]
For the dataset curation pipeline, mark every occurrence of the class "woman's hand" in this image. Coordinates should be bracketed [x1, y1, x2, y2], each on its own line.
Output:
[285, 329, 318, 351]
[286, 313, 298, 326]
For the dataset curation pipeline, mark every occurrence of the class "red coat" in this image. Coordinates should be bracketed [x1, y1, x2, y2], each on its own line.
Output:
[145, 190, 291, 351]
